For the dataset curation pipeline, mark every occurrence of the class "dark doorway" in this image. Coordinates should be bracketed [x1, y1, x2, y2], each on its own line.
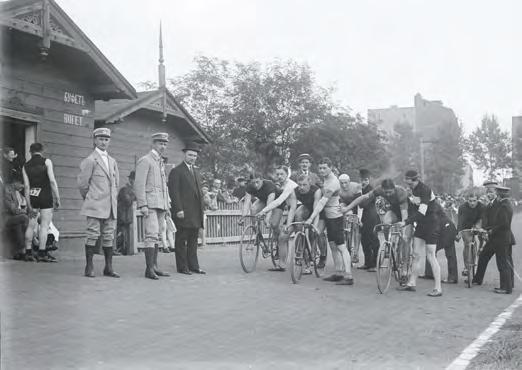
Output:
[1, 115, 37, 169]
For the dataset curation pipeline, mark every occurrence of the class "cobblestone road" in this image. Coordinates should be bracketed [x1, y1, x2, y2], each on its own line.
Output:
[1, 215, 521, 370]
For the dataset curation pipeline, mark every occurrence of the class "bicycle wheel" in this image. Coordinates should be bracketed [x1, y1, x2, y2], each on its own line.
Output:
[351, 226, 360, 264]
[466, 243, 477, 288]
[376, 243, 393, 294]
[239, 225, 259, 273]
[268, 229, 280, 268]
[290, 232, 306, 284]
[310, 233, 324, 278]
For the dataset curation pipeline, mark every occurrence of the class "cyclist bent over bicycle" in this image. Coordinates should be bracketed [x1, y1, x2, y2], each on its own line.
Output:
[457, 191, 485, 277]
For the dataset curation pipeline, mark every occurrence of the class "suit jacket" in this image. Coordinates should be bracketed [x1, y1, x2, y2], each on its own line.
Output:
[134, 150, 169, 210]
[3, 184, 25, 216]
[485, 198, 514, 246]
[78, 150, 119, 219]
[168, 162, 204, 229]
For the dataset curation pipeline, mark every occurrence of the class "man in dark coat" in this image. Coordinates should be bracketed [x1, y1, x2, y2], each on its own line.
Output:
[357, 169, 380, 271]
[168, 142, 206, 275]
[473, 185, 515, 293]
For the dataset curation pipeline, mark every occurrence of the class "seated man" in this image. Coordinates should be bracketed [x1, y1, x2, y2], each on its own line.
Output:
[3, 178, 34, 261]
[257, 165, 298, 270]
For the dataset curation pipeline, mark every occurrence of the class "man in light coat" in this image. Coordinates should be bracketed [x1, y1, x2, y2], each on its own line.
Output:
[78, 127, 120, 278]
[134, 132, 171, 280]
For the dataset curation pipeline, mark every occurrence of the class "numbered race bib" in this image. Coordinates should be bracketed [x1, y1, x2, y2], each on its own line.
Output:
[29, 188, 42, 197]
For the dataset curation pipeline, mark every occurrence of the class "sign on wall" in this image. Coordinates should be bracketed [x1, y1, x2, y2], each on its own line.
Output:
[63, 91, 90, 126]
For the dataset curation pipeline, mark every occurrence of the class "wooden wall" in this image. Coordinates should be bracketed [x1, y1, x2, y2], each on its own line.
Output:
[1, 55, 97, 237]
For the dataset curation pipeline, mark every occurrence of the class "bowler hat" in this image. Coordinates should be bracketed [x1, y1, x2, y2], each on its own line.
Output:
[183, 142, 201, 152]
[483, 180, 498, 187]
[359, 168, 371, 178]
[93, 127, 111, 138]
[405, 170, 419, 179]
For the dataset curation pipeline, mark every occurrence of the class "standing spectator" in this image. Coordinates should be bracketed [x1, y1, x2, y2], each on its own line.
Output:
[291, 153, 321, 187]
[357, 169, 380, 271]
[201, 183, 217, 211]
[232, 177, 247, 200]
[168, 142, 206, 275]
[210, 179, 236, 205]
[116, 171, 136, 255]
[3, 177, 33, 260]
[2, 147, 22, 183]
[22, 143, 60, 263]
[134, 133, 171, 280]
[77, 129, 119, 277]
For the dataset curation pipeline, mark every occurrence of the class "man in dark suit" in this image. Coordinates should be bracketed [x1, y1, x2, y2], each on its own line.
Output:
[168, 142, 206, 275]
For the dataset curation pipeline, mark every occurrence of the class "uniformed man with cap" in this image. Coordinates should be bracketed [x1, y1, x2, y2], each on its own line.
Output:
[78, 127, 120, 278]
[473, 185, 515, 293]
[134, 132, 171, 280]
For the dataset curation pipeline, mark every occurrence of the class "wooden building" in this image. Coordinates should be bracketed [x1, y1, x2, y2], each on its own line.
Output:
[1, 0, 209, 254]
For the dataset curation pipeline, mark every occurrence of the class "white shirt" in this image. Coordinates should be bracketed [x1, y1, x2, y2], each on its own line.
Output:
[95, 147, 109, 170]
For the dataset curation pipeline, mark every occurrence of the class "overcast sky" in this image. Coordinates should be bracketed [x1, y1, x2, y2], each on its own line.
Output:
[56, 0, 522, 134]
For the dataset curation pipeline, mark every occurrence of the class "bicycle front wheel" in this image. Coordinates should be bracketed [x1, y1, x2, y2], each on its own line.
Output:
[466, 243, 477, 288]
[290, 232, 306, 284]
[376, 244, 393, 294]
[239, 225, 259, 273]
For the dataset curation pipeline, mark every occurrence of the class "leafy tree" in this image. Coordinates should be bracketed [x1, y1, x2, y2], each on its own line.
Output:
[386, 122, 421, 182]
[465, 114, 512, 181]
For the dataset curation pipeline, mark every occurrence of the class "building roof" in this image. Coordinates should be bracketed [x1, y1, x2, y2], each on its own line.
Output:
[95, 89, 211, 143]
[0, 0, 137, 100]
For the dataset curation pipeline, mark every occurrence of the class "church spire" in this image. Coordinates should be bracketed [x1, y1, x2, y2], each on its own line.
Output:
[158, 21, 167, 123]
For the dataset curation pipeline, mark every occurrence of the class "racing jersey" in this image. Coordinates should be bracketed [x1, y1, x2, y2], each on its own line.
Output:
[322, 172, 342, 219]
[295, 184, 320, 212]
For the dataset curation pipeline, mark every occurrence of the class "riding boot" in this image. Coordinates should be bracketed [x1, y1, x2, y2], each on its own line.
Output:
[153, 245, 170, 277]
[145, 248, 159, 280]
[84, 245, 95, 277]
[103, 247, 120, 278]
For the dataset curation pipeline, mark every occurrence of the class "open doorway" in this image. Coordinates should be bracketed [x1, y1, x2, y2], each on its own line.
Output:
[1, 115, 38, 171]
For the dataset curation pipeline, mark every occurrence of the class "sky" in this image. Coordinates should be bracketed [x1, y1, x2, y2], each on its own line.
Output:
[54, 0, 522, 135]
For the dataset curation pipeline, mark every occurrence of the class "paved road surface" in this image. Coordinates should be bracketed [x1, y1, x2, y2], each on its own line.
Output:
[1, 214, 521, 369]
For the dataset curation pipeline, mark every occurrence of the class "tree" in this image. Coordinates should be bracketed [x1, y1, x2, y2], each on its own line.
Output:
[168, 56, 337, 179]
[387, 123, 421, 182]
[465, 114, 512, 181]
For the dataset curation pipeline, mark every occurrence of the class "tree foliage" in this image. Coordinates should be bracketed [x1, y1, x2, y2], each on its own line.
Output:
[465, 114, 512, 180]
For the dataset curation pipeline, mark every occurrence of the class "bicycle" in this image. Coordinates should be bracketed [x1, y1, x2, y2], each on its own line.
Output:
[238, 216, 279, 273]
[286, 222, 324, 284]
[373, 223, 411, 294]
[458, 228, 488, 288]
[344, 213, 360, 265]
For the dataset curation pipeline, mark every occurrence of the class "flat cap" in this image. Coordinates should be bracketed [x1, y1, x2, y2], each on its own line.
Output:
[297, 153, 313, 162]
[93, 127, 111, 138]
[152, 132, 169, 142]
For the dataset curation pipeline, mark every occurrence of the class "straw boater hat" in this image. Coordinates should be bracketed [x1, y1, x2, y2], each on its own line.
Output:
[93, 127, 111, 138]
[297, 153, 313, 162]
[483, 180, 498, 188]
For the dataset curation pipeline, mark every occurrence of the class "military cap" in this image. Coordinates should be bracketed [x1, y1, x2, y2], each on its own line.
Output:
[297, 153, 313, 162]
[183, 142, 201, 152]
[152, 132, 169, 142]
[93, 127, 111, 138]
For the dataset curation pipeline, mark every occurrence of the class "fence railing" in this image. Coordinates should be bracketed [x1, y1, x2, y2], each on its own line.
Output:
[129, 200, 251, 254]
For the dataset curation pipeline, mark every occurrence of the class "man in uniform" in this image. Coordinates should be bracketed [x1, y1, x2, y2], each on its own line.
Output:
[134, 133, 171, 280]
[78, 128, 120, 278]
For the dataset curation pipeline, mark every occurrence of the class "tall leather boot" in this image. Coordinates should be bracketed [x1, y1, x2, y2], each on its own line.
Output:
[103, 247, 120, 278]
[84, 245, 95, 278]
[154, 244, 170, 277]
[145, 248, 159, 280]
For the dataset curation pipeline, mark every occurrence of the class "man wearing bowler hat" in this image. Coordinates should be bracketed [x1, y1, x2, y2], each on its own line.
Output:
[78, 127, 120, 278]
[168, 142, 206, 275]
[134, 133, 171, 280]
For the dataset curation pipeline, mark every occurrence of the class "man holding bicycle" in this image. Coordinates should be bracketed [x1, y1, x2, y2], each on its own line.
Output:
[306, 158, 354, 285]
[338, 174, 362, 265]
[457, 191, 485, 277]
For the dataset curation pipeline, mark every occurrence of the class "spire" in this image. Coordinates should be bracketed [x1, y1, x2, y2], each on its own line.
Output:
[158, 21, 167, 123]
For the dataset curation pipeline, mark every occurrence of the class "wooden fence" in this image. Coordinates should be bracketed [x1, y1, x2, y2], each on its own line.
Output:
[128, 200, 253, 254]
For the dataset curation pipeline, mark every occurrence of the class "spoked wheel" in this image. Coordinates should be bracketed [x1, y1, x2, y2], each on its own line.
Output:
[239, 225, 259, 273]
[351, 226, 360, 265]
[268, 229, 280, 268]
[310, 234, 324, 278]
[466, 244, 477, 288]
[290, 232, 306, 284]
[376, 243, 393, 294]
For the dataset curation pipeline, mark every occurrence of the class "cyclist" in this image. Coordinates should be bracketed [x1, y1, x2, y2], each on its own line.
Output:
[338, 174, 362, 264]
[257, 165, 298, 271]
[343, 178, 413, 258]
[305, 158, 354, 285]
[457, 190, 485, 277]
[401, 170, 444, 297]
[283, 173, 323, 274]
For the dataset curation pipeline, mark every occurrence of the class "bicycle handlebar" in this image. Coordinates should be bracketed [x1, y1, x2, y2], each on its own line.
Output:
[458, 228, 489, 237]
[285, 222, 320, 235]
[373, 222, 404, 234]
